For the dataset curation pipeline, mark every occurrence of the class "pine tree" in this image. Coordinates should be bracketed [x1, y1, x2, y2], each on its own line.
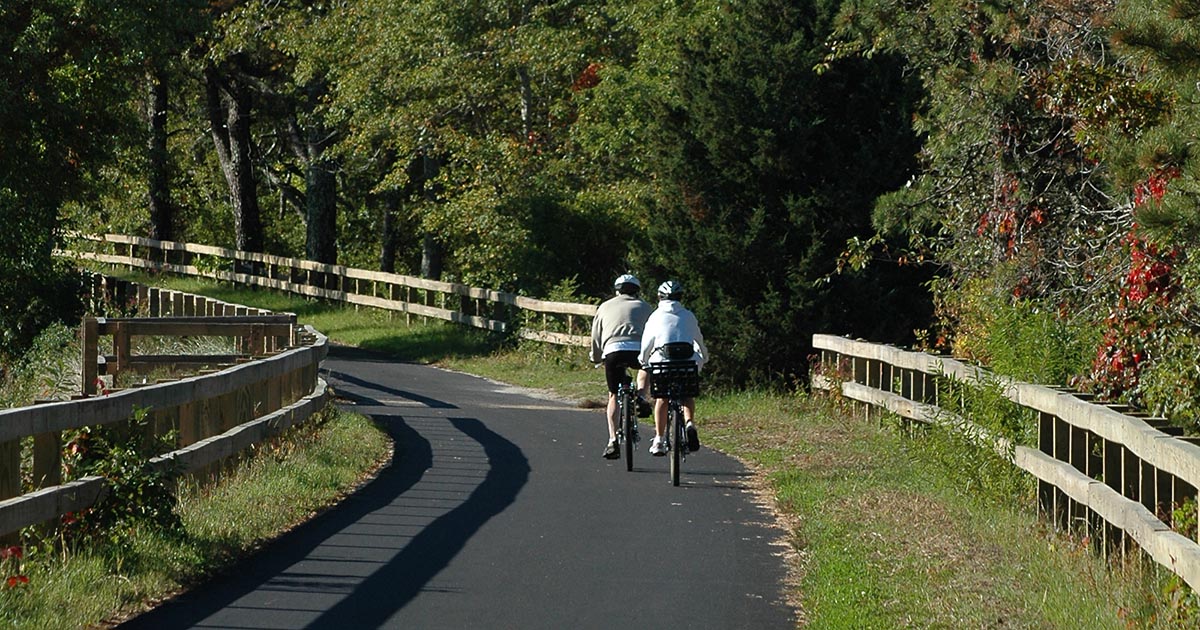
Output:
[635, 0, 928, 386]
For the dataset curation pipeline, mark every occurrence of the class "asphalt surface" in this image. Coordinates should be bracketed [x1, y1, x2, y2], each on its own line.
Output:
[117, 345, 797, 629]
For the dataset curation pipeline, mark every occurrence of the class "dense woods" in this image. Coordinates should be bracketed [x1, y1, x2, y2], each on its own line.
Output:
[3, 0, 1200, 417]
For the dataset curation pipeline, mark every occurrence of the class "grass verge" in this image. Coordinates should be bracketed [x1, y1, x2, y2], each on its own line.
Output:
[704, 392, 1199, 627]
[0, 406, 389, 630]
[98, 270, 1195, 627]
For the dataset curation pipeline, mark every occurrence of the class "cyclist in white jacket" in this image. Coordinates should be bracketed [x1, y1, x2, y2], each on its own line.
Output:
[640, 280, 708, 456]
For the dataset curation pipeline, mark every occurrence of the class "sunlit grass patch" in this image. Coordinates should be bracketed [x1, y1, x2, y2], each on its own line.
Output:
[0, 409, 389, 629]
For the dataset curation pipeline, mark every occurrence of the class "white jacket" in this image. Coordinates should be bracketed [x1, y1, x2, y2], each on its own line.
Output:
[639, 300, 708, 371]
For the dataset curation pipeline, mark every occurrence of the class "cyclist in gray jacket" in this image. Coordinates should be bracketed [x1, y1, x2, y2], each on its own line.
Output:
[590, 274, 654, 459]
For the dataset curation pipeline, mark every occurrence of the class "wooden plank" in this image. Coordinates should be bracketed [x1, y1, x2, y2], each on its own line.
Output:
[149, 379, 328, 475]
[113, 322, 130, 383]
[96, 321, 293, 338]
[814, 334, 1200, 495]
[76, 235, 599, 326]
[178, 400, 199, 447]
[97, 315, 296, 325]
[0, 335, 326, 443]
[0, 477, 107, 538]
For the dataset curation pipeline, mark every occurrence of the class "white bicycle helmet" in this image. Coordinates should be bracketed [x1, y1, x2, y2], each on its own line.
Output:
[614, 273, 640, 294]
[613, 273, 640, 289]
[657, 280, 683, 300]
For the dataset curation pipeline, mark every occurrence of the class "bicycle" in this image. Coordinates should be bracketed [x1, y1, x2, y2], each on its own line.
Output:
[646, 342, 700, 486]
[615, 376, 639, 471]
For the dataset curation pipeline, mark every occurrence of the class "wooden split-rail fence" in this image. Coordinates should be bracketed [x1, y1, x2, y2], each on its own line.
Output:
[67, 233, 597, 347]
[0, 274, 329, 539]
[812, 334, 1200, 593]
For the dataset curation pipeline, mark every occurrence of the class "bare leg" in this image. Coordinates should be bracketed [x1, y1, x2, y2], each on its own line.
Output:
[654, 398, 668, 438]
[606, 393, 618, 441]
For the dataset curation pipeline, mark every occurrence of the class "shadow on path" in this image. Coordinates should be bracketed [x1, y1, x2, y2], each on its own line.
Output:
[118, 407, 528, 629]
[324, 369, 458, 410]
[305, 416, 528, 628]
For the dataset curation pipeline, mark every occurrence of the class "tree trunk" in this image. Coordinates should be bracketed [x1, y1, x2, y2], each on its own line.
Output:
[204, 65, 263, 253]
[305, 158, 337, 264]
[415, 153, 442, 280]
[379, 191, 400, 273]
[146, 69, 173, 242]
[519, 66, 532, 140]
[420, 233, 443, 280]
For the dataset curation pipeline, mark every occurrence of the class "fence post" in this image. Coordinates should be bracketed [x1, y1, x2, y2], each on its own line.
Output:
[249, 324, 265, 357]
[82, 317, 99, 396]
[32, 431, 61, 489]
[137, 284, 150, 315]
[1, 437, 18, 512]
[113, 322, 130, 385]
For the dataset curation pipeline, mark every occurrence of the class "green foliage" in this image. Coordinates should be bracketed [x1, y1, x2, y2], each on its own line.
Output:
[922, 373, 1035, 503]
[941, 273, 1099, 385]
[625, 0, 927, 386]
[60, 407, 183, 545]
[0, 323, 79, 409]
[0, 0, 164, 359]
[0, 262, 83, 368]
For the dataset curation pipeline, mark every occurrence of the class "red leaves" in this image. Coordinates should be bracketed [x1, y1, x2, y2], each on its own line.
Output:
[1122, 230, 1177, 307]
[1, 546, 27, 589]
[1089, 219, 1181, 400]
[1132, 167, 1179, 207]
[571, 62, 603, 92]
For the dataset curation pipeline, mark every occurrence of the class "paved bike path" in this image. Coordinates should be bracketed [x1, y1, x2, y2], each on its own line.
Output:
[118, 345, 797, 629]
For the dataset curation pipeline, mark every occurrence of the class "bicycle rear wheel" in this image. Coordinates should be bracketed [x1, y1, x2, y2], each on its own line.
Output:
[669, 403, 681, 486]
[622, 389, 635, 471]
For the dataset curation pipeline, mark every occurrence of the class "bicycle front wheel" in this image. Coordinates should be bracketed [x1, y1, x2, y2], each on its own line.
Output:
[669, 403, 681, 486]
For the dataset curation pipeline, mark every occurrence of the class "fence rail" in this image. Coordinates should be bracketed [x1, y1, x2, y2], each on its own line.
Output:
[812, 334, 1200, 592]
[65, 233, 595, 347]
[0, 274, 329, 538]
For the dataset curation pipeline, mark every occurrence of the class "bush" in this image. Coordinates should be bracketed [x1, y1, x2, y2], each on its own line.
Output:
[942, 274, 1098, 385]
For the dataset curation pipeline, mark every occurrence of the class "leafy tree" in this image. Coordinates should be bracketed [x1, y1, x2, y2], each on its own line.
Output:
[328, 0, 634, 289]
[139, 4, 209, 241]
[1086, 0, 1200, 425]
[0, 0, 151, 359]
[823, 0, 1160, 369]
[614, 0, 927, 385]
[203, 42, 266, 252]
[215, 0, 345, 263]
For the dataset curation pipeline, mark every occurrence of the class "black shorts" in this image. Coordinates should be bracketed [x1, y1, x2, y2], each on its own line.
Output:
[603, 351, 642, 394]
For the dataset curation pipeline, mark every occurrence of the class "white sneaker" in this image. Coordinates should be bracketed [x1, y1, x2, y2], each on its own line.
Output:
[649, 436, 668, 456]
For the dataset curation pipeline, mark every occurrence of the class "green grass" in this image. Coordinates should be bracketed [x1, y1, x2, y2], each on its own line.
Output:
[0, 409, 389, 630]
[92, 269, 1198, 627]
[699, 392, 1192, 628]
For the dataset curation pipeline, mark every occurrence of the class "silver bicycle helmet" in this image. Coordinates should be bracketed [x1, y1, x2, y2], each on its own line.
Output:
[613, 273, 640, 289]
[657, 280, 683, 300]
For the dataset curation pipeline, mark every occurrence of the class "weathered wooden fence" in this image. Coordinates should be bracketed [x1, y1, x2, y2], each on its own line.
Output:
[0, 275, 329, 538]
[811, 334, 1200, 592]
[67, 233, 595, 347]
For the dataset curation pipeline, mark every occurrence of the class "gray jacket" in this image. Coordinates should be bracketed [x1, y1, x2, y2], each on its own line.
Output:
[589, 293, 653, 363]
